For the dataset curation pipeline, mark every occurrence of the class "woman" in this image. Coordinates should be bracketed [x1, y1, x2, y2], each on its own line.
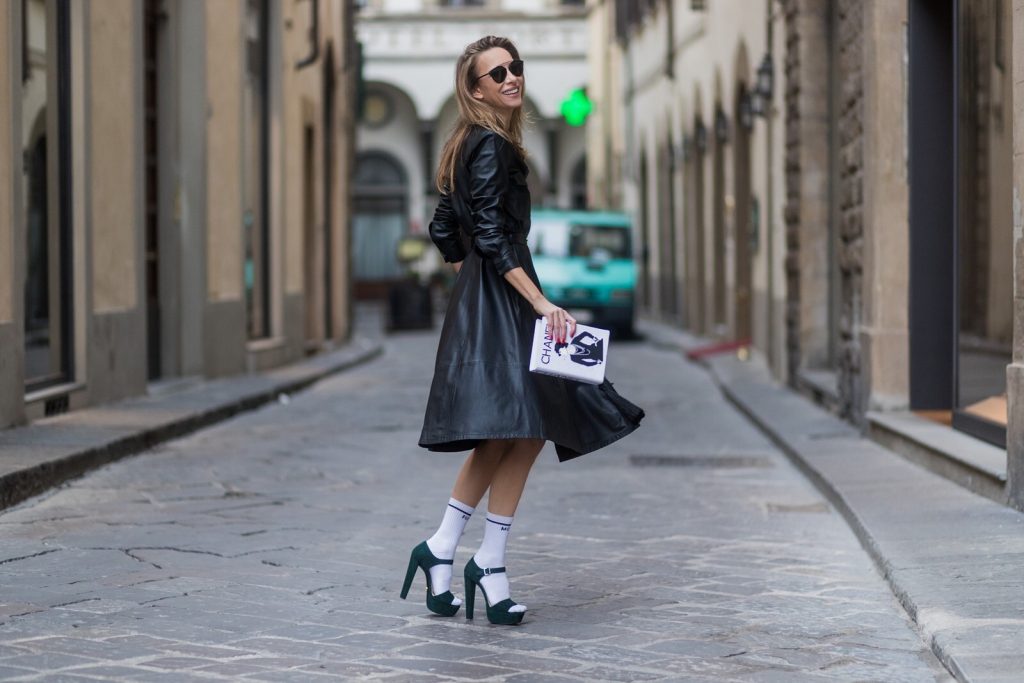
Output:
[401, 36, 644, 626]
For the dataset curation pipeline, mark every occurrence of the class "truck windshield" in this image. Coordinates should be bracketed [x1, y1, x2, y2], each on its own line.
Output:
[569, 224, 632, 259]
[530, 222, 631, 259]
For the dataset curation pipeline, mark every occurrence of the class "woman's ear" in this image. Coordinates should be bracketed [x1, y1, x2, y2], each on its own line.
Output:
[472, 87, 484, 100]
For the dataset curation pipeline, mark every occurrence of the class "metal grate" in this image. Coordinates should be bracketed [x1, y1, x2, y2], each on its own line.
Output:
[44, 395, 69, 417]
[629, 454, 773, 468]
[764, 501, 830, 514]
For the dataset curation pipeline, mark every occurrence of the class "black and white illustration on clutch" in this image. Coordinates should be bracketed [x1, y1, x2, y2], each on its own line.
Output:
[555, 331, 605, 367]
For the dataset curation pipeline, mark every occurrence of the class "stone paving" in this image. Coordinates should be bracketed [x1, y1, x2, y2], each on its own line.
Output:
[0, 318, 952, 681]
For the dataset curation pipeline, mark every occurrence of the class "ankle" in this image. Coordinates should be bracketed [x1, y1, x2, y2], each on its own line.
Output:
[472, 550, 503, 569]
[426, 534, 457, 560]
[426, 498, 475, 560]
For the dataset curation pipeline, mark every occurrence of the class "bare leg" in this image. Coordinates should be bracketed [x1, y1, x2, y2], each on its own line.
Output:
[486, 438, 545, 516]
[451, 439, 513, 507]
[467, 438, 544, 617]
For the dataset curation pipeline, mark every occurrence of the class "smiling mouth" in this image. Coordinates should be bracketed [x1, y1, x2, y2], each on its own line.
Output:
[502, 87, 520, 96]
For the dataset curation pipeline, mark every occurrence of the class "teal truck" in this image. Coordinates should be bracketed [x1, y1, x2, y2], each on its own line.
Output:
[527, 209, 636, 337]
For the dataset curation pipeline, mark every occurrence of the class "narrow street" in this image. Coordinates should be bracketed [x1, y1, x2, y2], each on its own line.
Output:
[0, 313, 950, 682]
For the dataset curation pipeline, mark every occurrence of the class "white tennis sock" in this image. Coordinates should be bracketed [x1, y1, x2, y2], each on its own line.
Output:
[425, 498, 474, 597]
[473, 512, 526, 613]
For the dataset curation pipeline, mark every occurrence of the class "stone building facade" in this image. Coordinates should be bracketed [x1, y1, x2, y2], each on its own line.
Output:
[593, 0, 787, 373]
[599, 0, 1024, 510]
[0, 0, 357, 430]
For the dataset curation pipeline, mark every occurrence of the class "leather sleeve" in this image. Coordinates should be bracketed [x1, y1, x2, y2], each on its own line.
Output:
[467, 132, 521, 275]
[427, 192, 467, 264]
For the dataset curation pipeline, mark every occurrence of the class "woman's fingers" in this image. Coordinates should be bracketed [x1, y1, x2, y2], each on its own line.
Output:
[547, 312, 560, 343]
[544, 307, 575, 343]
[556, 309, 570, 343]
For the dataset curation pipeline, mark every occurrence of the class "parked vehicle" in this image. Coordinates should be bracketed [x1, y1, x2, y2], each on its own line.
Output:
[528, 209, 636, 337]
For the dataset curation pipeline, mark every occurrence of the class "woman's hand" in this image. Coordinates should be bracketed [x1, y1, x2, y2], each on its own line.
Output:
[500, 267, 575, 343]
[533, 297, 576, 344]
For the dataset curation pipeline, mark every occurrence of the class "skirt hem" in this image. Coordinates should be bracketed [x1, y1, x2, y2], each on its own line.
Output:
[418, 416, 643, 463]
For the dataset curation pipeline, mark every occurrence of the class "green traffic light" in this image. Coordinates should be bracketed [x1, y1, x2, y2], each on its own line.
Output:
[561, 88, 592, 127]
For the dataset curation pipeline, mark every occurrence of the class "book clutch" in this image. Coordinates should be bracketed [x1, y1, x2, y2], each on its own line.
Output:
[528, 318, 609, 385]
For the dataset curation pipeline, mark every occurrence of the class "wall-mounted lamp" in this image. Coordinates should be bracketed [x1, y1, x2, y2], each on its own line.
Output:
[756, 53, 774, 102]
[714, 108, 729, 144]
[739, 89, 755, 131]
[750, 90, 767, 118]
[694, 120, 708, 154]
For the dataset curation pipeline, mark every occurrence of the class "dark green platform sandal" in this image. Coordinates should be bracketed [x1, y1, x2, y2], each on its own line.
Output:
[399, 541, 461, 617]
[463, 557, 525, 625]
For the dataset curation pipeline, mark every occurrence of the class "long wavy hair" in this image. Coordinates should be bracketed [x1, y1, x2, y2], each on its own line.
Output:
[435, 36, 528, 194]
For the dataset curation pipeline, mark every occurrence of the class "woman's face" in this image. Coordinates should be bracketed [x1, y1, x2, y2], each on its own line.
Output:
[471, 47, 524, 118]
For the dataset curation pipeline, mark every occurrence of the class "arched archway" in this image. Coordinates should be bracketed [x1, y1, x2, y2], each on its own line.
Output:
[358, 81, 425, 230]
[352, 151, 409, 299]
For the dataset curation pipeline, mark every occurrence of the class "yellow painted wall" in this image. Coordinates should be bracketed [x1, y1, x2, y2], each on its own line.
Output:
[89, 0, 138, 312]
[205, 1, 243, 302]
[0, 7, 12, 324]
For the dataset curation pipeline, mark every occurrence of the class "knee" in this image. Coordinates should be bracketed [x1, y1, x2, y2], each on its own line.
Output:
[517, 438, 545, 459]
[477, 439, 515, 459]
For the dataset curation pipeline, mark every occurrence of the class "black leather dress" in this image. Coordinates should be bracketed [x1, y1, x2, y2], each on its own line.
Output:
[418, 126, 644, 462]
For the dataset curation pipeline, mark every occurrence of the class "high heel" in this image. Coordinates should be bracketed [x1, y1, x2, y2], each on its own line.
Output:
[463, 557, 525, 625]
[399, 541, 461, 617]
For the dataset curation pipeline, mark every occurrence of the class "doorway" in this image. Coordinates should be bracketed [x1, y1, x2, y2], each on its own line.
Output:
[687, 118, 707, 335]
[909, 0, 1011, 447]
[733, 85, 753, 342]
[712, 108, 727, 335]
[659, 139, 678, 320]
[352, 152, 408, 300]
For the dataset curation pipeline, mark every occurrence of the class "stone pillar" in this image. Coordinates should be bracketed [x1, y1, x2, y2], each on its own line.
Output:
[835, 0, 865, 421]
[85, 0, 148, 404]
[860, 0, 909, 413]
[782, 0, 830, 383]
[1007, 0, 1024, 510]
[203, 0, 247, 377]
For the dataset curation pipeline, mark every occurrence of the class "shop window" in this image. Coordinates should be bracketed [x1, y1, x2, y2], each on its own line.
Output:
[21, 0, 74, 391]
[954, 0, 1013, 444]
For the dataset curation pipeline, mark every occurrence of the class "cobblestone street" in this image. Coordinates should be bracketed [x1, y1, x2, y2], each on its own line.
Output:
[0, 319, 951, 681]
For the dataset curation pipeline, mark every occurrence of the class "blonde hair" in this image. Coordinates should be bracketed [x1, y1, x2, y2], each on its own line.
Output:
[435, 36, 528, 194]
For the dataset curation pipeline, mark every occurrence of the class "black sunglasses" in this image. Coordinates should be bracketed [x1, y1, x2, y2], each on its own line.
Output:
[474, 59, 524, 85]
